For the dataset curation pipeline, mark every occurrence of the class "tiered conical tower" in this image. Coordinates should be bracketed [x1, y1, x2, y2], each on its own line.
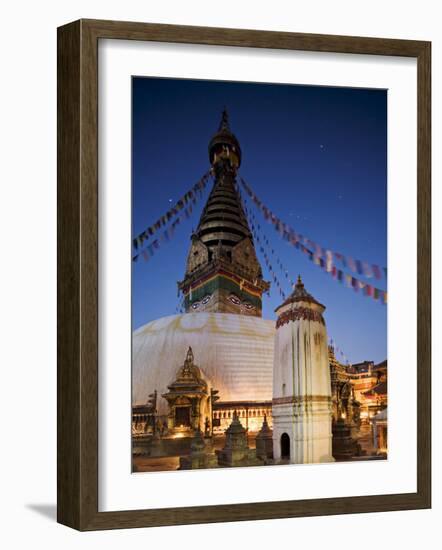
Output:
[178, 109, 269, 316]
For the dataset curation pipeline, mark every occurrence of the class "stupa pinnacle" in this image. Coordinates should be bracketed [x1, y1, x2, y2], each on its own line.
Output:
[178, 109, 270, 316]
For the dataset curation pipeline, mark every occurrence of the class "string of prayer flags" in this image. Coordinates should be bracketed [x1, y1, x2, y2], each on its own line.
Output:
[133, 170, 211, 251]
[132, 202, 196, 263]
[240, 176, 387, 281]
[301, 236, 385, 305]
[239, 197, 291, 301]
[244, 199, 295, 290]
[337, 268, 387, 303]
[240, 180, 388, 305]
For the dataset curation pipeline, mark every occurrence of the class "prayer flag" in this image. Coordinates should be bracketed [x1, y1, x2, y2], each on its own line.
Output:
[347, 257, 356, 273]
[362, 262, 373, 278]
[326, 250, 333, 272]
[373, 265, 382, 279]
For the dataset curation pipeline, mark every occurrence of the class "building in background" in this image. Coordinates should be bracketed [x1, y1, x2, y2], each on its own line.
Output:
[347, 360, 388, 421]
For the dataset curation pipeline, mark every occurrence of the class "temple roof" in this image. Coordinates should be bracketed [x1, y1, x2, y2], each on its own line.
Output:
[363, 380, 387, 398]
[163, 346, 208, 398]
[373, 359, 388, 371]
[276, 275, 325, 310]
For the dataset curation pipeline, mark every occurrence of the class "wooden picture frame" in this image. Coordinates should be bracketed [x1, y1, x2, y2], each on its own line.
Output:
[57, 19, 431, 531]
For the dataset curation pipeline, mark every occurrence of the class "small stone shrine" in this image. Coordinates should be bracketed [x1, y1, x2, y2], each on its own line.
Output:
[162, 347, 212, 436]
[179, 429, 217, 470]
[216, 411, 262, 467]
[332, 418, 360, 460]
[255, 415, 273, 461]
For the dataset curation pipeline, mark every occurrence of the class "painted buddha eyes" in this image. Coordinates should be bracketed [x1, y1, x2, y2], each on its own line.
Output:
[191, 293, 255, 310]
[191, 294, 212, 309]
[228, 294, 255, 310]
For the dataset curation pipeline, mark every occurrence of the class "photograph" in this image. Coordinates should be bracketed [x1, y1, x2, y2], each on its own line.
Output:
[1, 0, 434, 541]
[131, 77, 388, 473]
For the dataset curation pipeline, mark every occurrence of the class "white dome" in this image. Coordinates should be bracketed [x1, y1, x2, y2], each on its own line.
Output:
[133, 312, 275, 414]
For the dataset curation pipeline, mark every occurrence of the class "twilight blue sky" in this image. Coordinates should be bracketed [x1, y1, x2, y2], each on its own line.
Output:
[132, 77, 387, 364]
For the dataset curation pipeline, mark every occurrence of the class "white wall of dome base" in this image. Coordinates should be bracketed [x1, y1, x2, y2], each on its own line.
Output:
[272, 401, 334, 464]
[132, 312, 275, 415]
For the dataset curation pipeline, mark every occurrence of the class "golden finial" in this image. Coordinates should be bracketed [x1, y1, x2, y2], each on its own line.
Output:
[185, 346, 194, 365]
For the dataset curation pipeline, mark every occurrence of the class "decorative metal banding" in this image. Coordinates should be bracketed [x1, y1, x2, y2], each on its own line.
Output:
[276, 307, 325, 328]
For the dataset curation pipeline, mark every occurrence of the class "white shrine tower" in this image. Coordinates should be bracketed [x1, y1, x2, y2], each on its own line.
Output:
[272, 276, 334, 464]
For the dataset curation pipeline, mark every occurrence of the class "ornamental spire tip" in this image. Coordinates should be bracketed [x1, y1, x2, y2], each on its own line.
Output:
[219, 107, 230, 131]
